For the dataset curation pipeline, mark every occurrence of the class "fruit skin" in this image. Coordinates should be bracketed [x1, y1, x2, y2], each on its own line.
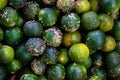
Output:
[69, 43, 89, 63]
[7, 59, 22, 74]
[88, 75, 100, 80]
[0, 27, 4, 41]
[81, 11, 100, 30]
[4, 27, 23, 46]
[105, 51, 120, 69]
[39, 76, 47, 80]
[0, 0, 7, 10]
[98, 13, 114, 32]
[100, 0, 120, 13]
[85, 30, 105, 50]
[23, 1, 40, 19]
[43, 27, 62, 47]
[75, 0, 90, 13]
[23, 20, 43, 37]
[0, 7, 19, 27]
[9, 0, 27, 9]
[112, 21, 120, 40]
[102, 35, 116, 52]
[38, 8, 57, 27]
[63, 31, 81, 47]
[58, 48, 70, 65]
[0, 45, 14, 64]
[16, 16, 25, 27]
[57, 0, 75, 12]
[16, 44, 33, 65]
[83, 56, 92, 69]
[89, 0, 100, 12]
[31, 59, 46, 75]
[61, 13, 80, 32]
[47, 64, 65, 80]
[25, 38, 46, 57]
[115, 41, 120, 55]
[20, 74, 39, 80]
[42, 0, 56, 5]
[41, 47, 59, 65]
[66, 63, 87, 80]
[0, 64, 7, 80]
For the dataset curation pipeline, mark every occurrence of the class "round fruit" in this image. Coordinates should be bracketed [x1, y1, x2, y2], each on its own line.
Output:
[63, 31, 81, 47]
[115, 41, 120, 55]
[81, 11, 100, 30]
[43, 27, 62, 47]
[85, 30, 106, 50]
[16, 44, 33, 65]
[25, 38, 46, 56]
[7, 59, 22, 74]
[4, 27, 23, 46]
[38, 8, 57, 27]
[99, 13, 114, 32]
[0, 7, 19, 27]
[9, 0, 27, 9]
[67, 63, 87, 80]
[112, 21, 120, 40]
[100, 0, 120, 13]
[88, 75, 100, 80]
[61, 13, 80, 32]
[0, 45, 14, 64]
[89, 0, 100, 12]
[23, 20, 43, 37]
[0, 0, 7, 10]
[105, 51, 120, 69]
[20, 74, 39, 80]
[47, 64, 65, 80]
[23, 1, 40, 19]
[102, 35, 116, 52]
[69, 43, 89, 63]
[0, 28, 4, 41]
[58, 48, 70, 65]
[31, 59, 46, 75]
[41, 47, 59, 65]
[75, 0, 90, 13]
[57, 0, 75, 12]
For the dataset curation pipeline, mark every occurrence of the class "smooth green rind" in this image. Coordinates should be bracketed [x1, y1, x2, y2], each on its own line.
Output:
[0, 45, 14, 64]
[23, 20, 43, 37]
[7, 59, 22, 74]
[100, 0, 120, 13]
[85, 30, 105, 50]
[0, 7, 19, 27]
[20, 74, 39, 80]
[67, 63, 87, 80]
[38, 8, 57, 27]
[81, 11, 100, 30]
[4, 27, 23, 46]
[61, 13, 80, 32]
[16, 44, 33, 65]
